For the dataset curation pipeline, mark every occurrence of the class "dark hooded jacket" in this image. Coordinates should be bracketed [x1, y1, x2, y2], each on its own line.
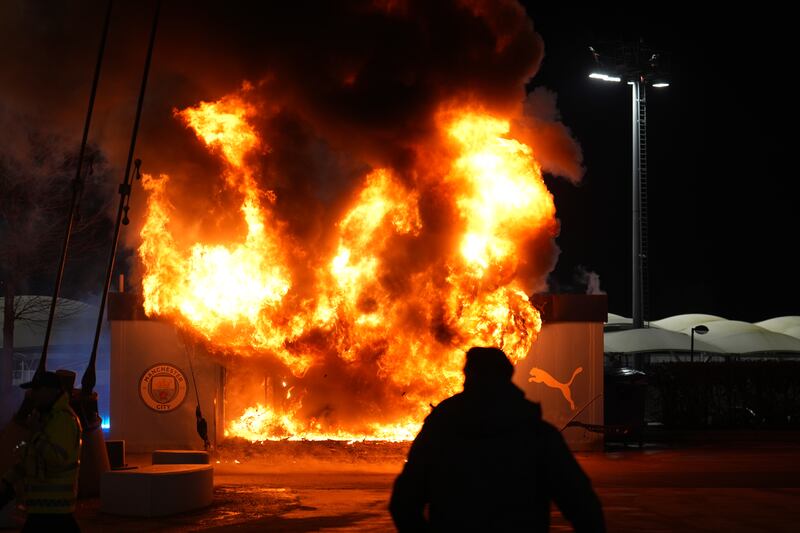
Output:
[389, 381, 605, 532]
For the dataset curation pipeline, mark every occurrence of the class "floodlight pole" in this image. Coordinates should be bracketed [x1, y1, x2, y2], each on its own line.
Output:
[590, 41, 668, 329]
[631, 79, 645, 329]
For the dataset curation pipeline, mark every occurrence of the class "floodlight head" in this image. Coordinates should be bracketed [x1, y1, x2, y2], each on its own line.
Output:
[589, 72, 621, 83]
[652, 82, 670, 88]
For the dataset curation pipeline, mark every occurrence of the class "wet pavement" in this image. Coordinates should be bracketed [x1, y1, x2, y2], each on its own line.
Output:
[11, 432, 800, 531]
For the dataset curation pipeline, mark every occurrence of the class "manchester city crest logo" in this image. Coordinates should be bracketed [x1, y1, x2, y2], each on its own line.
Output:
[139, 363, 188, 412]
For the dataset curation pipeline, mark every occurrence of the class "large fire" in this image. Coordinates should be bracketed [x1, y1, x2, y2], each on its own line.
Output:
[138, 89, 556, 441]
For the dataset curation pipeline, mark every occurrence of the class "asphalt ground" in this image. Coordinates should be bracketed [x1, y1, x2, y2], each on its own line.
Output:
[5, 431, 800, 532]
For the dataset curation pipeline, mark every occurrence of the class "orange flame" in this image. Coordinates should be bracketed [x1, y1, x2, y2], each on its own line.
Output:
[138, 91, 555, 441]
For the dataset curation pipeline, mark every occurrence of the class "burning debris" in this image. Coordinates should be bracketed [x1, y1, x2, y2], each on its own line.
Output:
[127, 1, 578, 441]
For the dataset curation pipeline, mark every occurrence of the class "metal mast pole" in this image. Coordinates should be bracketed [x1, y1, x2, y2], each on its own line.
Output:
[36, 0, 114, 378]
[631, 79, 643, 329]
[82, 0, 161, 398]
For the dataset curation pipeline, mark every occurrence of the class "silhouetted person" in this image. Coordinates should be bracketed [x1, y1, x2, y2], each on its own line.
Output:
[390, 347, 605, 532]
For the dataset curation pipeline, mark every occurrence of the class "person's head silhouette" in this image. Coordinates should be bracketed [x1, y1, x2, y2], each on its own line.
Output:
[463, 346, 514, 392]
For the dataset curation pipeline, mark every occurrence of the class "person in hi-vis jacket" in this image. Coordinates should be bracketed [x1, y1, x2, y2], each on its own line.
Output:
[1, 371, 82, 532]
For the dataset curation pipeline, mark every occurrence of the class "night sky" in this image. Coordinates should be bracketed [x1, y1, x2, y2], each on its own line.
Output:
[524, 6, 797, 322]
[1, 3, 796, 323]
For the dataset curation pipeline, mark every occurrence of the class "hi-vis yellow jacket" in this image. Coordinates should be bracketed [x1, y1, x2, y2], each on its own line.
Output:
[4, 393, 82, 514]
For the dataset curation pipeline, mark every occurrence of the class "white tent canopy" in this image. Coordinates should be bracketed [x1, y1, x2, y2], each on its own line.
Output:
[649, 314, 727, 332]
[605, 314, 800, 355]
[606, 313, 632, 326]
[756, 317, 800, 339]
[694, 320, 800, 354]
[605, 327, 719, 354]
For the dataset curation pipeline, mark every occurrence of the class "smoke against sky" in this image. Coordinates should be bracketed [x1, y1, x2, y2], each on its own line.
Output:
[1, 0, 582, 279]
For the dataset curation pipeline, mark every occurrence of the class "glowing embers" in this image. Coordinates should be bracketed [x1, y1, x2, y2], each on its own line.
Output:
[138, 93, 555, 441]
[224, 403, 420, 443]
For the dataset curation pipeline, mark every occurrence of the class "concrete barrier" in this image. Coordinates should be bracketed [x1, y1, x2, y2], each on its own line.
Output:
[152, 449, 209, 465]
[101, 464, 213, 516]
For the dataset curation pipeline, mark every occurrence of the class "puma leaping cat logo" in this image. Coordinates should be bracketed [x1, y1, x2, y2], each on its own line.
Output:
[528, 366, 583, 411]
